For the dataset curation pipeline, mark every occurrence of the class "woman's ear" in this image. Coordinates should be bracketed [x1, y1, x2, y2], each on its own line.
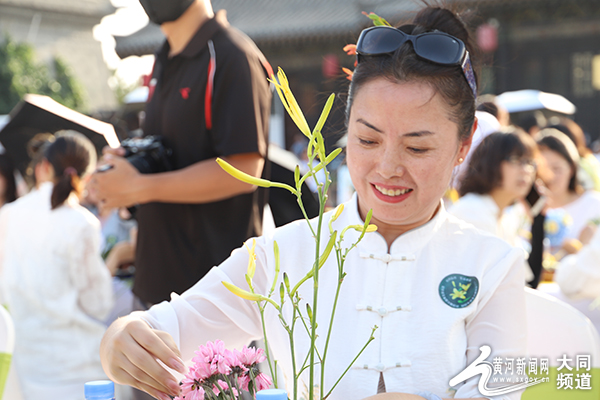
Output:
[456, 118, 478, 166]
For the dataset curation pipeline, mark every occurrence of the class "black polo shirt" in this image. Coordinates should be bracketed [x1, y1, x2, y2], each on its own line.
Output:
[135, 10, 271, 304]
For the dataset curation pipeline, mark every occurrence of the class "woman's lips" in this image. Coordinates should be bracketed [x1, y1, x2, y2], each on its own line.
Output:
[372, 183, 413, 203]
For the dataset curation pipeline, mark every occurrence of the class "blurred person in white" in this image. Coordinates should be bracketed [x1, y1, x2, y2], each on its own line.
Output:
[537, 128, 600, 255]
[546, 117, 600, 192]
[0, 131, 114, 400]
[449, 130, 537, 281]
[554, 224, 600, 298]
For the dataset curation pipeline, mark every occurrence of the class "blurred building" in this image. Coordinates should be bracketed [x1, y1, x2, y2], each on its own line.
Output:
[464, 0, 600, 141]
[0, 0, 117, 111]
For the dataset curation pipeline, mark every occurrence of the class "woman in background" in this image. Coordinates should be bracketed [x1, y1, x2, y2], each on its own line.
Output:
[537, 128, 600, 254]
[0, 131, 114, 400]
[449, 130, 537, 247]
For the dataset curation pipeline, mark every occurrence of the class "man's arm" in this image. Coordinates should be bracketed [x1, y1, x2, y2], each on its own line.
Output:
[90, 151, 264, 209]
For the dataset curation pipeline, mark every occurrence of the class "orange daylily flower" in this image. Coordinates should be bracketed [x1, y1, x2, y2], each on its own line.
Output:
[343, 44, 357, 56]
[342, 67, 354, 81]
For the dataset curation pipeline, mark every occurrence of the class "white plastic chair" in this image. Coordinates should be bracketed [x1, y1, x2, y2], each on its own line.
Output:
[525, 287, 600, 366]
[523, 288, 600, 399]
[0, 306, 23, 400]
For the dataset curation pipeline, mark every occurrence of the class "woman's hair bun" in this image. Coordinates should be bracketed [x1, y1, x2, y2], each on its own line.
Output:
[412, 5, 473, 53]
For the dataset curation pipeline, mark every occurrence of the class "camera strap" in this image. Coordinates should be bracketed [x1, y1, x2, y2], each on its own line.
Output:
[203, 39, 273, 132]
[205, 40, 217, 130]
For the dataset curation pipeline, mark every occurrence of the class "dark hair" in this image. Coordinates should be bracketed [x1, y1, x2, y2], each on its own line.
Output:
[459, 130, 537, 196]
[347, 5, 479, 141]
[0, 153, 18, 204]
[537, 133, 580, 194]
[476, 102, 500, 120]
[547, 117, 591, 157]
[44, 131, 97, 209]
[26, 133, 55, 188]
[513, 111, 546, 134]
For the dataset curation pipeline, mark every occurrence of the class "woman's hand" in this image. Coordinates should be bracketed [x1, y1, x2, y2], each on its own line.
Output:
[100, 315, 187, 400]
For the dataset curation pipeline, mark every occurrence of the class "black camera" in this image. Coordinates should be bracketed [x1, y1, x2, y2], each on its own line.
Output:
[121, 135, 173, 174]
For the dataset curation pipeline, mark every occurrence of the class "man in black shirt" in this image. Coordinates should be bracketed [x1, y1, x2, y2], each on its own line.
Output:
[92, 0, 271, 308]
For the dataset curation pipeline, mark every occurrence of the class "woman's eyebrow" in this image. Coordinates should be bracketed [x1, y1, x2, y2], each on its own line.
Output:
[357, 118, 382, 133]
[403, 130, 435, 137]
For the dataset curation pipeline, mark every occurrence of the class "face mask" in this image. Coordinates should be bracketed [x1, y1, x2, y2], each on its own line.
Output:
[139, 0, 195, 25]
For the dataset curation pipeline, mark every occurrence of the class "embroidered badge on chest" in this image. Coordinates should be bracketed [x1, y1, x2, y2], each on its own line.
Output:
[438, 274, 479, 308]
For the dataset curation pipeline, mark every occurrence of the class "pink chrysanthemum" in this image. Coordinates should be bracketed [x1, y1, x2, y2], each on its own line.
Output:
[235, 346, 266, 367]
[255, 373, 273, 392]
[193, 340, 233, 376]
[185, 386, 206, 400]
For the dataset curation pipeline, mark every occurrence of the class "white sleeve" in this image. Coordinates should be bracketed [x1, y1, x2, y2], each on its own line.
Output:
[71, 220, 114, 320]
[140, 236, 269, 364]
[554, 228, 600, 298]
[454, 248, 528, 400]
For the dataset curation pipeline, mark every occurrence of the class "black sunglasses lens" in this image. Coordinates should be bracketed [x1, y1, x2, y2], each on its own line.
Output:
[359, 28, 407, 55]
[415, 34, 463, 64]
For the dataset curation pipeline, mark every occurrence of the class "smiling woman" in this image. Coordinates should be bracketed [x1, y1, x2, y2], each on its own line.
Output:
[346, 79, 471, 246]
[98, 4, 527, 400]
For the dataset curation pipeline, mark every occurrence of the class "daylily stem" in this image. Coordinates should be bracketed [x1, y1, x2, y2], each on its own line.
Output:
[309, 166, 330, 400]
[323, 327, 378, 400]
[258, 303, 278, 387]
[320, 246, 344, 399]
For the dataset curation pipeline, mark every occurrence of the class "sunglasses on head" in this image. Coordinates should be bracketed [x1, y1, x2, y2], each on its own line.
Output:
[356, 26, 477, 99]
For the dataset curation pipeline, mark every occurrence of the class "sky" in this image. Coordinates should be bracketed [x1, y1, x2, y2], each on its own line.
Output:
[93, 0, 155, 89]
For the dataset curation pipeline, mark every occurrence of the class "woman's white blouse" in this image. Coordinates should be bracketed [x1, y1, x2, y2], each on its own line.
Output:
[142, 194, 527, 400]
[448, 194, 519, 246]
[0, 182, 113, 400]
[560, 190, 600, 242]
[555, 226, 600, 299]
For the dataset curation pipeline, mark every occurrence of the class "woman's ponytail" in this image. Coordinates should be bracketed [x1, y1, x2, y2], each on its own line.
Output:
[50, 167, 82, 209]
[44, 131, 96, 210]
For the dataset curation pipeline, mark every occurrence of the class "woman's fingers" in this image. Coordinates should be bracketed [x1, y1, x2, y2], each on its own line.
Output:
[129, 320, 186, 373]
[116, 351, 181, 398]
[100, 315, 186, 398]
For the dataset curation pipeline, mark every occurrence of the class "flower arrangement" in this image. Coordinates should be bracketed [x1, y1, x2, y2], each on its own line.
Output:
[216, 66, 378, 400]
[175, 340, 272, 400]
[205, 13, 392, 400]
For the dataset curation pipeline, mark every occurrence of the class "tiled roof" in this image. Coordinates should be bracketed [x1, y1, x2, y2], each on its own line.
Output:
[114, 0, 421, 59]
[0, 0, 114, 18]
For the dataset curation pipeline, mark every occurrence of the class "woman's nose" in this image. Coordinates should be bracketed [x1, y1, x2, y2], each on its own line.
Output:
[376, 149, 405, 179]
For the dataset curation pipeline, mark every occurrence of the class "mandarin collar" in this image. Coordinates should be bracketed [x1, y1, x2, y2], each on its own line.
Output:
[346, 192, 448, 255]
[158, 10, 229, 61]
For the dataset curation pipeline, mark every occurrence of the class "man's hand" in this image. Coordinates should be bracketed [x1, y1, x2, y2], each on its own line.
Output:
[89, 154, 147, 209]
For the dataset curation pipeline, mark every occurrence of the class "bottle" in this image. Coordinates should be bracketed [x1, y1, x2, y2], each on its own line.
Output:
[256, 389, 288, 400]
[84, 380, 115, 400]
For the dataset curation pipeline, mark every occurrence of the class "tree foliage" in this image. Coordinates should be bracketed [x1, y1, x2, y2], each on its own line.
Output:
[0, 35, 86, 114]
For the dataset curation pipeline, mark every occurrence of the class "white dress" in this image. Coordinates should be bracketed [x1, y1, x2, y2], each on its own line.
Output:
[140, 194, 527, 400]
[448, 193, 520, 246]
[560, 190, 600, 242]
[0, 182, 113, 400]
[448, 194, 533, 282]
[555, 226, 600, 299]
